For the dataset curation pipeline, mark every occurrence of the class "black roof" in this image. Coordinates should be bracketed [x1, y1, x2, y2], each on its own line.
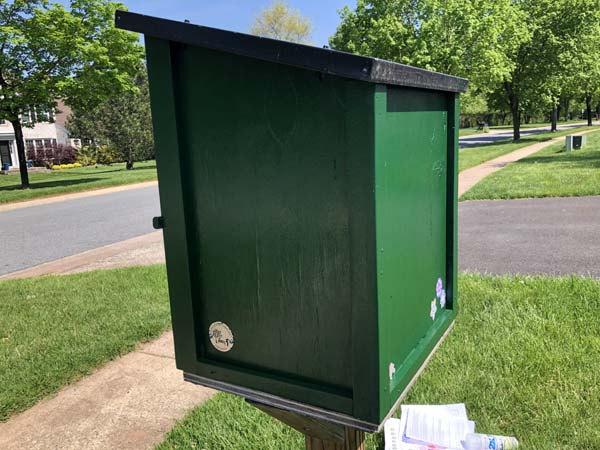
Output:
[115, 11, 468, 94]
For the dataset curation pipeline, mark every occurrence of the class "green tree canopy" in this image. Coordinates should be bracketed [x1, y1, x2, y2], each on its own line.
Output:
[0, 0, 143, 188]
[250, 1, 312, 44]
[330, 0, 529, 96]
[493, 0, 600, 139]
[67, 64, 153, 170]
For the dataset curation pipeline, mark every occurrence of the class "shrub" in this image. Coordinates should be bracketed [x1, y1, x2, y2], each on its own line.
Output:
[76, 146, 97, 166]
[26, 145, 44, 167]
[52, 162, 82, 170]
[75, 145, 120, 166]
[28, 143, 78, 167]
[52, 144, 77, 165]
[96, 145, 120, 165]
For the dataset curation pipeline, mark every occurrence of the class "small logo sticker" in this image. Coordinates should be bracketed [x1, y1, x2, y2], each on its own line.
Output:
[440, 289, 446, 309]
[430, 299, 437, 320]
[208, 321, 234, 352]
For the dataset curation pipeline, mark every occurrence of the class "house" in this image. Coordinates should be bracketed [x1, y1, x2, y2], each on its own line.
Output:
[0, 100, 78, 169]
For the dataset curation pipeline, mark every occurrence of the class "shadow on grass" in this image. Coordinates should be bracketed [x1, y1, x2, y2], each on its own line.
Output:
[516, 151, 600, 168]
[0, 177, 103, 192]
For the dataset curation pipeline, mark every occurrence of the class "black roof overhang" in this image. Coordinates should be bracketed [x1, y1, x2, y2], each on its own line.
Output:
[115, 10, 468, 94]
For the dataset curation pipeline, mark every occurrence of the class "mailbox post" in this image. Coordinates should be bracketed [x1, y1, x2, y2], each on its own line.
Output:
[117, 10, 468, 448]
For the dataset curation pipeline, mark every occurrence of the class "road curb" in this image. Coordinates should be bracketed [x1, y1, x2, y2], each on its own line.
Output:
[0, 231, 163, 280]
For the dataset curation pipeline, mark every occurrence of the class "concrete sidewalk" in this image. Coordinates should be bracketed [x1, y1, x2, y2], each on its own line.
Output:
[0, 333, 214, 450]
[458, 127, 597, 196]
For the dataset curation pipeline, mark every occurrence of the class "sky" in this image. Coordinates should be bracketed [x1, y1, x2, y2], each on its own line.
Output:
[57, 0, 353, 47]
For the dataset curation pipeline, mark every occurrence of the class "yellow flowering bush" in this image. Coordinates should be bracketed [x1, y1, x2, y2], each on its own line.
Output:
[52, 163, 82, 170]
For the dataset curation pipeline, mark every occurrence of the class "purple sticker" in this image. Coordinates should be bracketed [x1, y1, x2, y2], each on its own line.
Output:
[440, 289, 446, 308]
[436, 278, 443, 298]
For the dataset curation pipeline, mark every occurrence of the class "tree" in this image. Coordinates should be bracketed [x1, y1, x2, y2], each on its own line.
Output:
[330, 0, 529, 102]
[0, 0, 142, 188]
[495, 0, 600, 139]
[67, 65, 153, 169]
[250, 1, 312, 44]
[568, 2, 600, 126]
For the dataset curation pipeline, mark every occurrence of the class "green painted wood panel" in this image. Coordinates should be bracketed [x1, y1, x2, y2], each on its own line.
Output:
[373, 86, 455, 418]
[145, 36, 459, 428]
[169, 43, 376, 393]
[145, 38, 199, 370]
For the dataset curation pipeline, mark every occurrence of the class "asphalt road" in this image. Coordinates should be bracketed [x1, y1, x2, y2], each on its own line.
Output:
[2, 182, 599, 278]
[459, 122, 589, 148]
[459, 196, 600, 277]
[0, 186, 160, 276]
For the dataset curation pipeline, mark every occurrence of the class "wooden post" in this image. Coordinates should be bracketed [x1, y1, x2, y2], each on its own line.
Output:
[247, 400, 366, 450]
[305, 427, 365, 450]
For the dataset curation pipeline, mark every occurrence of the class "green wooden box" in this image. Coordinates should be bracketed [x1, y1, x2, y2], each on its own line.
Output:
[117, 11, 468, 432]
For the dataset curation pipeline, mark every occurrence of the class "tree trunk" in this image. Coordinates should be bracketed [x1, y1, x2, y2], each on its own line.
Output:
[126, 149, 134, 170]
[556, 104, 562, 123]
[565, 99, 570, 121]
[509, 95, 520, 141]
[586, 93, 593, 126]
[550, 104, 558, 132]
[10, 118, 30, 189]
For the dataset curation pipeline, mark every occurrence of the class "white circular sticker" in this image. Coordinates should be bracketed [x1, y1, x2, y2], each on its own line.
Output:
[208, 321, 234, 352]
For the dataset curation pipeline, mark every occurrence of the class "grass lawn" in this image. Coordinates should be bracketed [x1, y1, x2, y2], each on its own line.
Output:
[459, 127, 486, 137]
[462, 129, 600, 200]
[459, 125, 593, 172]
[0, 160, 157, 204]
[0, 265, 170, 421]
[157, 274, 600, 450]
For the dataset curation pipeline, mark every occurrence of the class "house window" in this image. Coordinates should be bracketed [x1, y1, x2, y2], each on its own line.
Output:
[35, 106, 54, 123]
[21, 109, 33, 124]
[43, 139, 56, 148]
[35, 139, 44, 149]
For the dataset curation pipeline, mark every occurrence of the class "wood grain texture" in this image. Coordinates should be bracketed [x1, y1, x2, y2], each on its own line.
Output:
[249, 400, 365, 450]
[305, 428, 365, 450]
[248, 401, 345, 443]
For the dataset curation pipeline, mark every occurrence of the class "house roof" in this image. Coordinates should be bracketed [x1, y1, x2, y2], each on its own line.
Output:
[115, 11, 468, 94]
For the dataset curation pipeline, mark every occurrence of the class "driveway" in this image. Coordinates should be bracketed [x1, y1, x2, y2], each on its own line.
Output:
[0, 185, 160, 276]
[459, 196, 600, 277]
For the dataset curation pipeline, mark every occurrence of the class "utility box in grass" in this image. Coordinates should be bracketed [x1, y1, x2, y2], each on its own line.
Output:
[117, 11, 468, 432]
[566, 134, 586, 151]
